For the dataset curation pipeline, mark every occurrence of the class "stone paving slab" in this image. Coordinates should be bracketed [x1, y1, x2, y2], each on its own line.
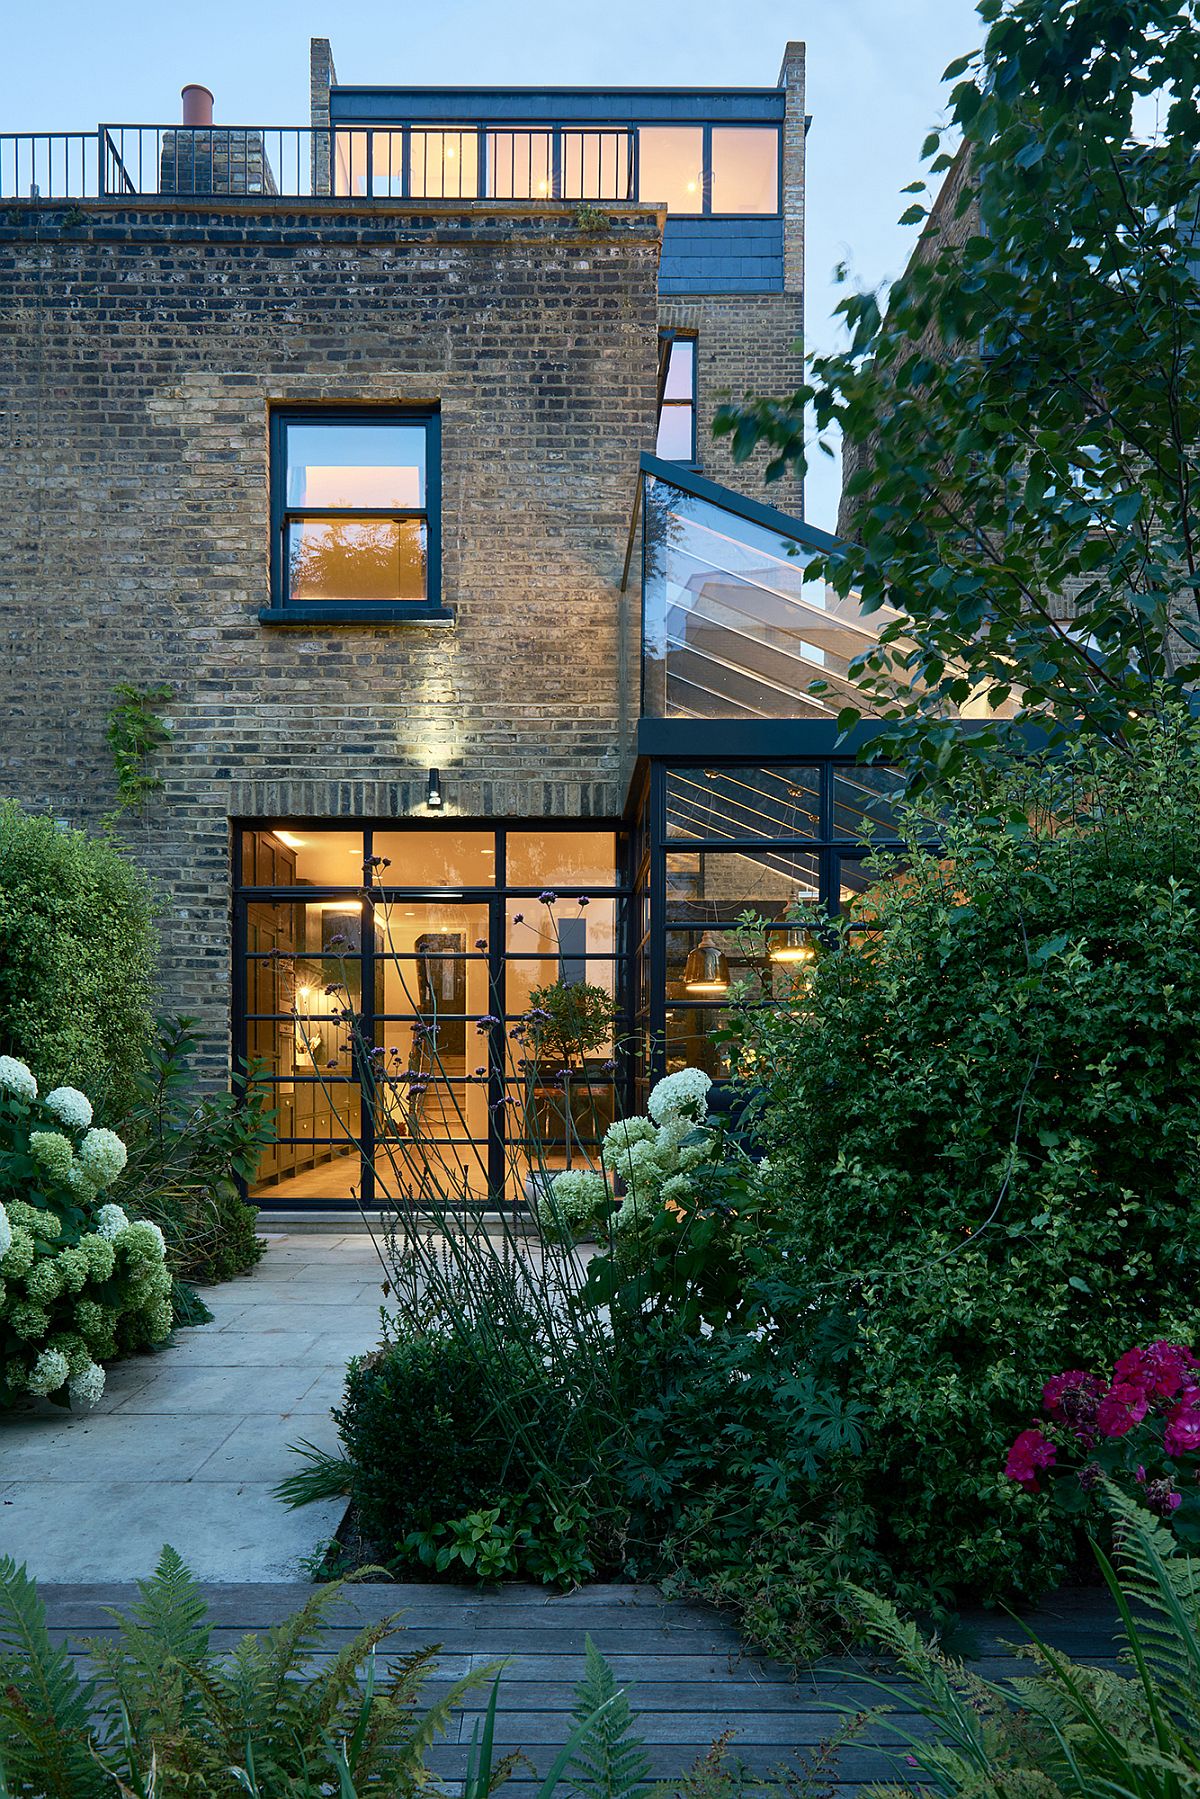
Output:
[0, 1231, 389, 1580]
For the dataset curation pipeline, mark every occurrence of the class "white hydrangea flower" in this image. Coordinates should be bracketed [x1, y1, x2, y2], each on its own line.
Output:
[540, 1168, 608, 1237]
[0, 1056, 37, 1103]
[623, 1137, 666, 1196]
[78, 1127, 128, 1189]
[29, 1130, 75, 1184]
[601, 1115, 656, 1161]
[131, 1219, 167, 1257]
[68, 1360, 106, 1408]
[648, 1067, 712, 1124]
[43, 1086, 93, 1130]
[0, 1201, 11, 1261]
[95, 1203, 131, 1240]
[26, 1348, 70, 1398]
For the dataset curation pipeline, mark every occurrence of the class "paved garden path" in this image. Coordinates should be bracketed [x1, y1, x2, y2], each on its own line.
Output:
[36, 1578, 1120, 1794]
[0, 1229, 392, 1580]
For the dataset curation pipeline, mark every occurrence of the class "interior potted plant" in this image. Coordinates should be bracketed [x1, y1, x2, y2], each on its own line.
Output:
[522, 978, 616, 1200]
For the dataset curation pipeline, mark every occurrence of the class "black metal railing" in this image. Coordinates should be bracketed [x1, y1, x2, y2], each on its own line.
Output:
[0, 123, 637, 204]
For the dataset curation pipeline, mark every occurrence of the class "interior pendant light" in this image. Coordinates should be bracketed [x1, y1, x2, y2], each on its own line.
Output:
[683, 929, 730, 995]
[770, 923, 818, 966]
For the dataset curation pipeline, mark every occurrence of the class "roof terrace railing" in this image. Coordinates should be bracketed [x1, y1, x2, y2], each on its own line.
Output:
[0, 124, 637, 203]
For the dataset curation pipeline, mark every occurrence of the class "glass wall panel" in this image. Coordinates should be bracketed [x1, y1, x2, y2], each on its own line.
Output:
[372, 832, 495, 888]
[505, 830, 617, 889]
[506, 897, 619, 959]
[666, 765, 821, 841]
[560, 130, 631, 200]
[665, 848, 821, 922]
[486, 131, 553, 197]
[366, 130, 405, 196]
[637, 127, 703, 212]
[710, 127, 778, 213]
[833, 766, 904, 840]
[244, 828, 363, 889]
[409, 128, 479, 198]
[333, 130, 369, 197]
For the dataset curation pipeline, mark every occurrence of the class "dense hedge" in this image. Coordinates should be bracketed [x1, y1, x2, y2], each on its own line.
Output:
[0, 804, 157, 1116]
[730, 719, 1200, 1612]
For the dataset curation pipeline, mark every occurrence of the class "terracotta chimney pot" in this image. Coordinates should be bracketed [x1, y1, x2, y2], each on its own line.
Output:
[181, 85, 214, 127]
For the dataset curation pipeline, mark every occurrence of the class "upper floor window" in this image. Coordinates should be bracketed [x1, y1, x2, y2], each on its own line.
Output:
[268, 410, 443, 622]
[656, 334, 697, 462]
[638, 128, 704, 214]
[709, 128, 778, 214]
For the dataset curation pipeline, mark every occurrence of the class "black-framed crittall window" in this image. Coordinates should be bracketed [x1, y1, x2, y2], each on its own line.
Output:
[655, 333, 697, 463]
[234, 822, 629, 1208]
[632, 757, 904, 1087]
[265, 408, 444, 624]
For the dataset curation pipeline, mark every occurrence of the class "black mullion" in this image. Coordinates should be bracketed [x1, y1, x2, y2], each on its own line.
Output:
[359, 828, 376, 1206]
[488, 827, 506, 1202]
[648, 762, 668, 1087]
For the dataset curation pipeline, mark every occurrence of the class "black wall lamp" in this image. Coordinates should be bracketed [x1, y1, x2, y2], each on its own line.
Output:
[426, 767, 444, 810]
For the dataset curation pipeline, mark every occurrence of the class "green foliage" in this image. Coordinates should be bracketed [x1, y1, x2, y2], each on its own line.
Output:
[103, 682, 173, 820]
[726, 722, 1200, 1616]
[526, 978, 617, 1066]
[715, 0, 1200, 782]
[566, 1636, 654, 1799]
[852, 1488, 1200, 1796]
[118, 1017, 270, 1283]
[0, 803, 157, 1114]
[0, 1543, 495, 1798]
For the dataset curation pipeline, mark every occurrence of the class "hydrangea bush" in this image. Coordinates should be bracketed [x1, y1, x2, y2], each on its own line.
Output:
[1006, 1340, 1200, 1542]
[0, 1055, 173, 1410]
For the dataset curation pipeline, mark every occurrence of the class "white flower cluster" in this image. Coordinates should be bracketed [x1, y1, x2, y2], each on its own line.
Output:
[68, 1360, 106, 1407]
[0, 1056, 37, 1103]
[0, 1200, 11, 1262]
[43, 1085, 93, 1130]
[538, 1167, 610, 1242]
[599, 1068, 719, 1237]
[27, 1347, 69, 1398]
[95, 1203, 131, 1241]
[78, 1128, 128, 1191]
[647, 1068, 712, 1125]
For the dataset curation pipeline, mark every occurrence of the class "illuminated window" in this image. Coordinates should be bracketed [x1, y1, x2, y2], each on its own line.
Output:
[409, 128, 479, 199]
[486, 131, 554, 198]
[269, 411, 441, 617]
[655, 334, 697, 462]
[710, 127, 778, 213]
[637, 127, 704, 213]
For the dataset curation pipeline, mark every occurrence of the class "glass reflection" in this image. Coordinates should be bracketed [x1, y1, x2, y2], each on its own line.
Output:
[638, 127, 703, 212]
[665, 848, 820, 923]
[709, 127, 778, 213]
[287, 518, 427, 605]
[666, 766, 820, 841]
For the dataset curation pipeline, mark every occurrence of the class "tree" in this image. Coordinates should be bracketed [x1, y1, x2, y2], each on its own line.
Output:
[717, 0, 1200, 783]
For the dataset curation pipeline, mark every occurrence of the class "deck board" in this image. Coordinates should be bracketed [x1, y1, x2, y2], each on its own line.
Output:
[36, 1578, 1121, 1794]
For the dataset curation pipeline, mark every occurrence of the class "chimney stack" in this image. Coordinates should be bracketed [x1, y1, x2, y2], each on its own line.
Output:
[181, 84, 214, 127]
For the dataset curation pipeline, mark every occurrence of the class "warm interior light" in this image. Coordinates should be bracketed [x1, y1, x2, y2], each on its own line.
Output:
[298, 465, 420, 508]
[683, 929, 730, 995]
[770, 928, 818, 965]
[275, 830, 304, 850]
[313, 899, 364, 913]
[445, 144, 456, 159]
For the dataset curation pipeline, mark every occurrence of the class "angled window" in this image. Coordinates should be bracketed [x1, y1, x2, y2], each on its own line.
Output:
[268, 410, 444, 622]
[655, 334, 697, 462]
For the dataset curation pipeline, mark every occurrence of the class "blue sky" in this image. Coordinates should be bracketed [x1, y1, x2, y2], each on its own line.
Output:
[2, 0, 981, 527]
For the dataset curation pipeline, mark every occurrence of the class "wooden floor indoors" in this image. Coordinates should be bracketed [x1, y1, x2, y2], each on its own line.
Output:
[39, 1579, 1122, 1794]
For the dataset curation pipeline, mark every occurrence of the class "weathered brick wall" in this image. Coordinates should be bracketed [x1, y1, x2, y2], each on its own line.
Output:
[657, 293, 804, 511]
[0, 200, 660, 1080]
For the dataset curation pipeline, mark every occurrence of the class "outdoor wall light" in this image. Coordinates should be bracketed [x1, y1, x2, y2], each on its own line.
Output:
[683, 929, 730, 995]
[426, 768, 444, 810]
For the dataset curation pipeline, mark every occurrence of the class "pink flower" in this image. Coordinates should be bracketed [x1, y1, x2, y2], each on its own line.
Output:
[1096, 1380, 1151, 1439]
[1006, 1428, 1057, 1493]
[1114, 1342, 1199, 1402]
[1163, 1404, 1200, 1460]
[1043, 1370, 1105, 1438]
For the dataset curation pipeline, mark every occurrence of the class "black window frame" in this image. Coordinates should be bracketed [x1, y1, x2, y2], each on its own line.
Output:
[655, 331, 698, 465]
[263, 405, 448, 627]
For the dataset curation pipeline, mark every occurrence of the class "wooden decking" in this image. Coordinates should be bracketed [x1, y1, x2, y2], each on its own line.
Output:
[38, 1579, 1122, 1793]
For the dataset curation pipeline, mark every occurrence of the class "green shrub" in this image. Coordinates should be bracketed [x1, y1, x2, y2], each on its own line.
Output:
[0, 1055, 174, 1410]
[0, 803, 156, 1116]
[117, 1016, 269, 1284]
[334, 1329, 573, 1558]
[726, 720, 1200, 1618]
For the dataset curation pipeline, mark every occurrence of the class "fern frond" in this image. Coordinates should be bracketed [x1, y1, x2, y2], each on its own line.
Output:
[0, 1556, 106, 1799]
[1100, 1482, 1200, 1733]
[566, 1636, 654, 1799]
